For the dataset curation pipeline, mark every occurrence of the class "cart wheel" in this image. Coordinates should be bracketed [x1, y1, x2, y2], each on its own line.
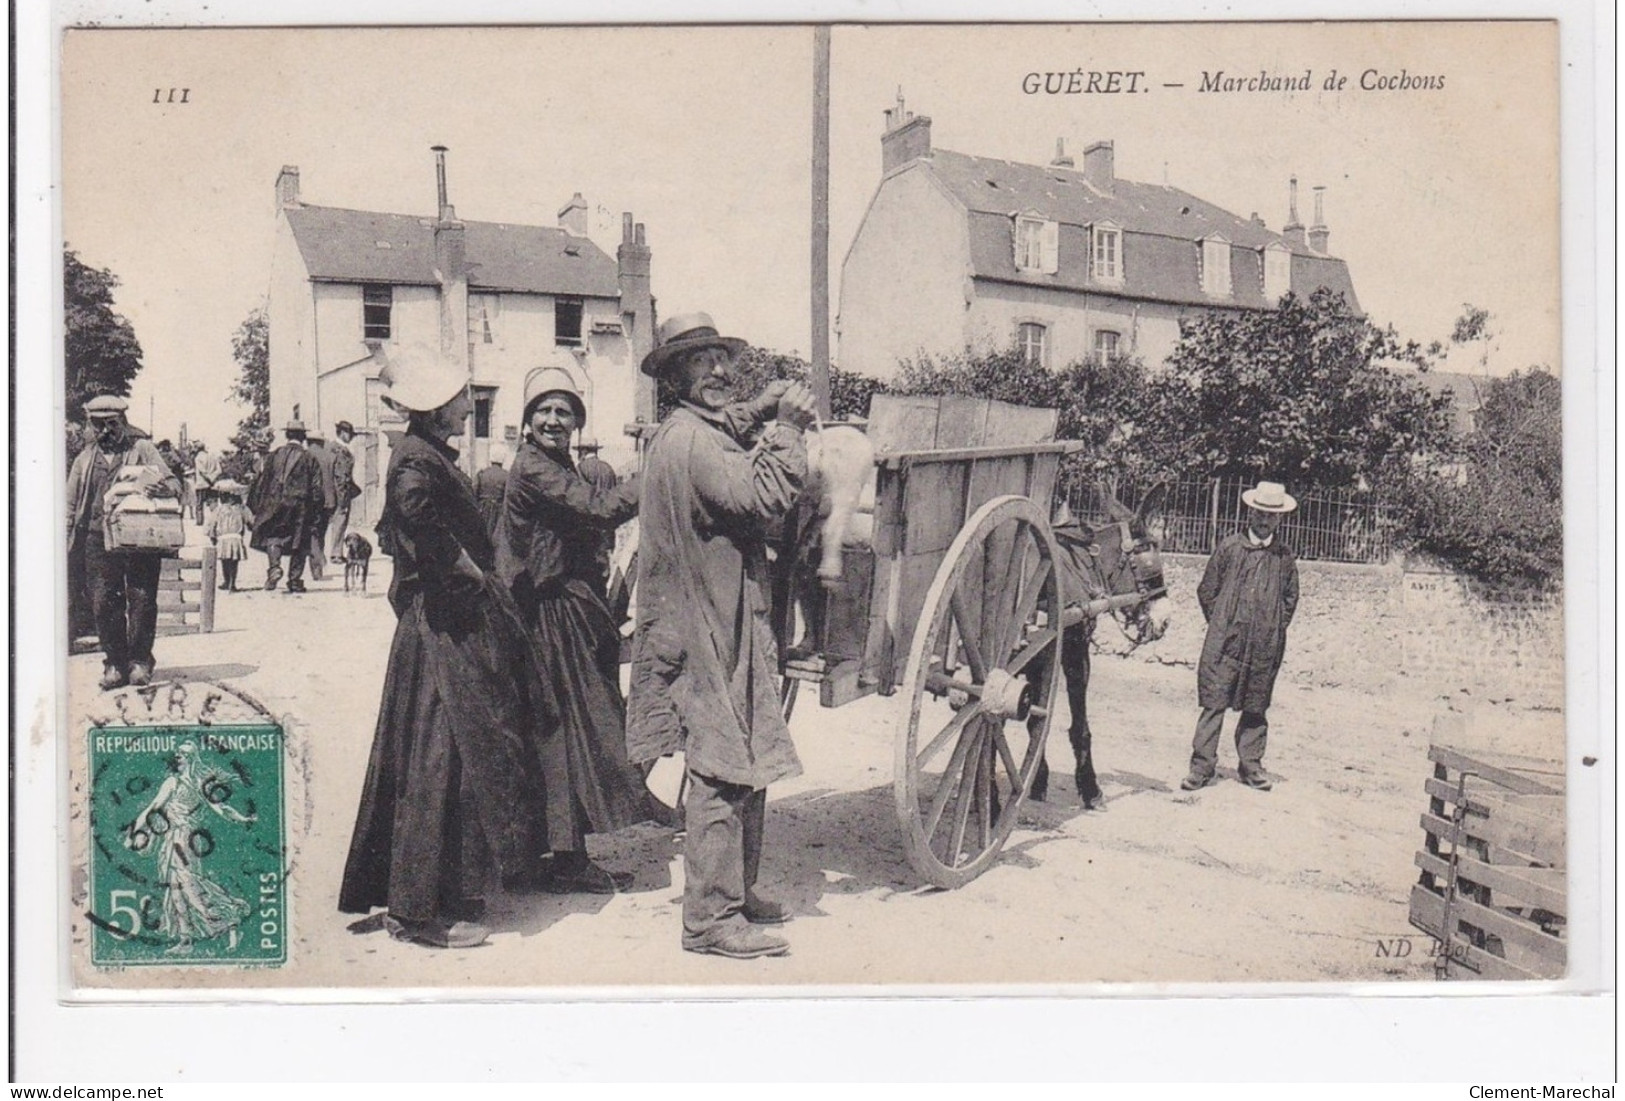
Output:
[895, 494, 1063, 888]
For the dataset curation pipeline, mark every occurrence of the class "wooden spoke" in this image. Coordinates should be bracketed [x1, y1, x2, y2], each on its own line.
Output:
[922, 715, 981, 841]
[989, 721, 1022, 796]
[1006, 626, 1058, 676]
[1003, 557, 1055, 664]
[943, 720, 985, 865]
[916, 700, 983, 771]
[975, 732, 993, 853]
[949, 589, 989, 683]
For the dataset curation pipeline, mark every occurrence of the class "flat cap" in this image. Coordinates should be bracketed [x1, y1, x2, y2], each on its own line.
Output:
[84, 394, 129, 416]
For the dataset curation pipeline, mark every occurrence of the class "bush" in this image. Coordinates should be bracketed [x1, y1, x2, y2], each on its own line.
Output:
[1393, 368, 1562, 587]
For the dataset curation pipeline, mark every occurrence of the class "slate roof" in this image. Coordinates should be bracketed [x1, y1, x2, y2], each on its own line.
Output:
[926, 149, 1359, 312]
[283, 204, 620, 298]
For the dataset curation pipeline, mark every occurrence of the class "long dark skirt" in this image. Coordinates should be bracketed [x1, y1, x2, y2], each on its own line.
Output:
[339, 578, 576, 921]
[529, 580, 650, 836]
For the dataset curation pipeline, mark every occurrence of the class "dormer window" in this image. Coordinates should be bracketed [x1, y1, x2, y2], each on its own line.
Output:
[1091, 223, 1123, 284]
[1200, 235, 1232, 298]
[1014, 214, 1059, 274]
[1264, 242, 1292, 303]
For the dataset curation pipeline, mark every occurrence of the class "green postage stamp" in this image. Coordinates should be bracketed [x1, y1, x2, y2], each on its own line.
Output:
[87, 724, 287, 967]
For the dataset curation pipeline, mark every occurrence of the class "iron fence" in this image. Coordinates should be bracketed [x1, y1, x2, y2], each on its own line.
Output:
[1063, 474, 1397, 565]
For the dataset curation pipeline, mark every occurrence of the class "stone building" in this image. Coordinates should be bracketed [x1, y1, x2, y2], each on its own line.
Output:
[837, 94, 1360, 380]
[268, 148, 654, 524]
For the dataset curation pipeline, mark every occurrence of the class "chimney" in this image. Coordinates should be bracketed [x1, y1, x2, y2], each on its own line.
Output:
[1081, 140, 1115, 191]
[618, 212, 656, 423]
[1049, 138, 1074, 169]
[1282, 175, 1306, 248]
[880, 89, 932, 175]
[275, 165, 301, 208]
[1308, 185, 1329, 253]
[431, 144, 456, 221]
[429, 146, 468, 376]
[559, 192, 589, 237]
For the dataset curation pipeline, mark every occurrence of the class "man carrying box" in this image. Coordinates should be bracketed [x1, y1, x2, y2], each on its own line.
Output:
[66, 394, 182, 689]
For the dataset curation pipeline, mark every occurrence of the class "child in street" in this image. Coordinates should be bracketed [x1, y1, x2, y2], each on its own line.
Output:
[207, 480, 253, 592]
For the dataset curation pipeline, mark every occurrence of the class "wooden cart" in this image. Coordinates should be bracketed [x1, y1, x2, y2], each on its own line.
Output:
[777, 394, 1107, 888]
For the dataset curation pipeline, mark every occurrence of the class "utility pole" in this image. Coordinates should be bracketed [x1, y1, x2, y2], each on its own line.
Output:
[810, 24, 832, 419]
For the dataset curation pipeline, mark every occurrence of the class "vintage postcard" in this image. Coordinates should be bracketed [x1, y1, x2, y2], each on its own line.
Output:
[46, 16, 1595, 1009]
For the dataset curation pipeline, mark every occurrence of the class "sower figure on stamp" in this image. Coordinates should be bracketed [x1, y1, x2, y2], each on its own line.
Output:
[247, 418, 324, 593]
[339, 344, 563, 950]
[626, 313, 816, 960]
[1182, 480, 1300, 793]
[65, 394, 182, 689]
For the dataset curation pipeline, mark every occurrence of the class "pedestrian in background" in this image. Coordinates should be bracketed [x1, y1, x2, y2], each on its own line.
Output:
[474, 442, 510, 538]
[206, 479, 252, 593]
[1182, 480, 1300, 793]
[573, 436, 620, 597]
[326, 421, 361, 562]
[247, 419, 323, 593]
[305, 429, 337, 582]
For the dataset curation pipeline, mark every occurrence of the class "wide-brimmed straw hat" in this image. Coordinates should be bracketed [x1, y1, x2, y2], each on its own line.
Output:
[1241, 480, 1298, 514]
[284, 419, 307, 435]
[639, 311, 747, 379]
[522, 363, 587, 424]
[379, 344, 468, 414]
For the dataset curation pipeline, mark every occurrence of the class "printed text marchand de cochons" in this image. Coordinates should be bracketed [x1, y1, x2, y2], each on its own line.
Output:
[1021, 68, 1446, 94]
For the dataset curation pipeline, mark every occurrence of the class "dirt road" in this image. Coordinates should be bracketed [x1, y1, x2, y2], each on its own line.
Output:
[66, 554, 1563, 990]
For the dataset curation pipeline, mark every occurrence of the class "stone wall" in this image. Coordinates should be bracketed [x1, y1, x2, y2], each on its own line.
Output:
[1102, 552, 1565, 711]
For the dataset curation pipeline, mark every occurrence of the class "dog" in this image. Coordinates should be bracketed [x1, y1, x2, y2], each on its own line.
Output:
[341, 532, 373, 593]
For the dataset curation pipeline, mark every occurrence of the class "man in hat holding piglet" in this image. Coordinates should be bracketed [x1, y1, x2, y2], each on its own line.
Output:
[66, 393, 182, 688]
[1182, 480, 1301, 793]
[625, 312, 816, 960]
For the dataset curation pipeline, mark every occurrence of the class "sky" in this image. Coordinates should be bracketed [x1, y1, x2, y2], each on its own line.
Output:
[61, 21, 1560, 449]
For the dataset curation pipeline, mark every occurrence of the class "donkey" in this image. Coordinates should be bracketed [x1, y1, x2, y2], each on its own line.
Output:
[1031, 483, 1172, 809]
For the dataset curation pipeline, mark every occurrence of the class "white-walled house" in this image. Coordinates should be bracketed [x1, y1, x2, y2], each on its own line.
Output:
[267, 152, 654, 525]
[837, 96, 1360, 380]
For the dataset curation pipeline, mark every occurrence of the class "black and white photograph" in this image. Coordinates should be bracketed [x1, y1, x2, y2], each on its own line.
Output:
[14, 3, 1613, 1083]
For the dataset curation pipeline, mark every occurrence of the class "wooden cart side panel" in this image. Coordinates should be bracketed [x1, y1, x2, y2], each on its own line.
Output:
[867, 394, 1058, 454]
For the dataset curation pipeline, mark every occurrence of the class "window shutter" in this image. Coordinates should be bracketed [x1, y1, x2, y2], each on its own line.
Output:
[1040, 220, 1060, 274]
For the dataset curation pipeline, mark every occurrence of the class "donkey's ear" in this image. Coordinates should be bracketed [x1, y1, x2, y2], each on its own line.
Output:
[1099, 485, 1135, 524]
[1137, 481, 1170, 521]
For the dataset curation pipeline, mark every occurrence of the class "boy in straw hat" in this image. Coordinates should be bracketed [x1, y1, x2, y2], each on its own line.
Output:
[1182, 480, 1301, 793]
[625, 312, 817, 960]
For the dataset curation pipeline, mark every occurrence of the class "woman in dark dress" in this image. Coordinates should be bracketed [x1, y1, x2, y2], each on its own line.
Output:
[496, 365, 655, 894]
[339, 345, 573, 948]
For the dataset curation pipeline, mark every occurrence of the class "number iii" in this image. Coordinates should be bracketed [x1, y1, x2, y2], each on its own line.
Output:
[152, 88, 191, 104]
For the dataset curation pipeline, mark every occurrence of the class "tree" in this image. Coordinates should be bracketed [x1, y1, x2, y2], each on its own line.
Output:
[228, 306, 272, 453]
[1397, 367, 1562, 587]
[1137, 288, 1455, 487]
[64, 248, 144, 420]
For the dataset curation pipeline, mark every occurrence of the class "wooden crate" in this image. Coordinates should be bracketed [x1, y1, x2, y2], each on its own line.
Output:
[156, 546, 217, 637]
[1408, 741, 1566, 980]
